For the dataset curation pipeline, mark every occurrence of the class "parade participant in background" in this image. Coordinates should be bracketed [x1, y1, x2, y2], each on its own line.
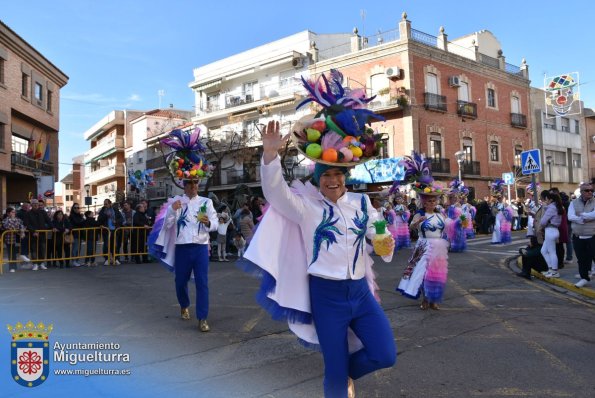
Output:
[390, 189, 411, 250]
[241, 69, 395, 398]
[525, 182, 541, 237]
[539, 190, 564, 278]
[445, 179, 467, 252]
[460, 185, 476, 239]
[490, 179, 513, 244]
[567, 183, 595, 288]
[149, 127, 218, 332]
[392, 151, 450, 310]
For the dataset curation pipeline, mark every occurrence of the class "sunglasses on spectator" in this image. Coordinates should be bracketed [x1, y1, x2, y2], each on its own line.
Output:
[581, 189, 593, 193]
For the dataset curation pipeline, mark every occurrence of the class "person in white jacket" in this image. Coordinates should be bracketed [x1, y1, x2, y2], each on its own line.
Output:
[253, 120, 396, 398]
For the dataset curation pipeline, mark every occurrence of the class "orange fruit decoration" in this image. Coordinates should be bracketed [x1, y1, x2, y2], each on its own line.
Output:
[321, 148, 338, 162]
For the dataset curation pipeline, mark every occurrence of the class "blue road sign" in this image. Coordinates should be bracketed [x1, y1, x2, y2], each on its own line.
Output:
[521, 149, 542, 175]
[502, 172, 514, 185]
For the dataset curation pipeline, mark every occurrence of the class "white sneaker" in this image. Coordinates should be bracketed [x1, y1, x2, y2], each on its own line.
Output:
[9, 269, 15, 273]
[19, 254, 31, 262]
[545, 271, 560, 278]
[564, 259, 572, 264]
[32, 264, 39, 271]
[575, 274, 582, 279]
[71, 260, 80, 267]
[103, 259, 110, 266]
[39, 263, 47, 270]
[114, 260, 121, 265]
[575, 279, 589, 288]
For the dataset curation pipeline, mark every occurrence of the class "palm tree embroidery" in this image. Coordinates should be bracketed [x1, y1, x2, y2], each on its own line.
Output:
[348, 196, 369, 272]
[177, 206, 189, 237]
[310, 201, 343, 266]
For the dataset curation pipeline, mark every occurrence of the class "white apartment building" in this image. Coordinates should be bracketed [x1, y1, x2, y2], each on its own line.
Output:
[189, 30, 354, 199]
[531, 87, 586, 193]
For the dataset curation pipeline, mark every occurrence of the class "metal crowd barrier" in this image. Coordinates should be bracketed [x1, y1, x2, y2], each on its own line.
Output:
[1, 226, 153, 274]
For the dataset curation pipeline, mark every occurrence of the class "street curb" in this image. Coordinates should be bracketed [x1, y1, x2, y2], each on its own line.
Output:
[514, 256, 595, 299]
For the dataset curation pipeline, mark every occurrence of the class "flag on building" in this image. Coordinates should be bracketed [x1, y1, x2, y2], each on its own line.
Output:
[26, 139, 35, 158]
[34, 141, 43, 160]
[43, 142, 51, 162]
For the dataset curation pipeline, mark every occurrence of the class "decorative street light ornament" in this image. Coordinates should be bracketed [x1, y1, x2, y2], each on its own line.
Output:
[544, 72, 582, 117]
[292, 69, 386, 166]
[160, 127, 214, 188]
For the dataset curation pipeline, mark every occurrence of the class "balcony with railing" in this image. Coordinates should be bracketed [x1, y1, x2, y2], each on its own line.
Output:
[461, 160, 481, 176]
[84, 136, 124, 164]
[146, 156, 165, 170]
[225, 93, 254, 108]
[84, 164, 125, 185]
[424, 93, 447, 112]
[430, 158, 450, 174]
[457, 101, 477, 119]
[11, 152, 54, 174]
[511, 113, 527, 128]
[367, 96, 405, 112]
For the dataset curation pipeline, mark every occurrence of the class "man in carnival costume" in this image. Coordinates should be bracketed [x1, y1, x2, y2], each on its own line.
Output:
[241, 70, 396, 398]
[490, 179, 514, 244]
[391, 152, 450, 310]
[149, 127, 218, 332]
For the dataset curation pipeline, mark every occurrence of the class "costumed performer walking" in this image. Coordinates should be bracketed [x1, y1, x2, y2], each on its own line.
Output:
[391, 189, 411, 250]
[460, 185, 476, 239]
[149, 127, 218, 332]
[241, 69, 396, 398]
[490, 179, 513, 244]
[391, 152, 450, 310]
[445, 179, 467, 252]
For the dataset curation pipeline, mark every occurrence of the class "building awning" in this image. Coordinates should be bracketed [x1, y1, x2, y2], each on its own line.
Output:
[267, 99, 296, 110]
[85, 148, 116, 164]
[194, 78, 222, 91]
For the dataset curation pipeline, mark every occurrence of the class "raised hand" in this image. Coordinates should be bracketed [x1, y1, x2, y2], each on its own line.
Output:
[262, 120, 289, 164]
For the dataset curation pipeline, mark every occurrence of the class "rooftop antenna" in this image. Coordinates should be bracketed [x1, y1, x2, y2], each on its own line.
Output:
[158, 89, 165, 109]
[360, 9, 366, 38]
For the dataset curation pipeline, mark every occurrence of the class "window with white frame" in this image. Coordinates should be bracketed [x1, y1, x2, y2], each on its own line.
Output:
[426, 73, 438, 94]
[11, 134, 28, 154]
[572, 153, 581, 168]
[429, 135, 442, 159]
[458, 81, 469, 102]
[34, 82, 43, 102]
[206, 92, 219, 111]
[511, 96, 520, 114]
[574, 119, 580, 134]
[545, 150, 566, 166]
[514, 145, 523, 166]
[370, 73, 389, 97]
[489, 141, 500, 162]
[462, 139, 473, 162]
[487, 88, 496, 108]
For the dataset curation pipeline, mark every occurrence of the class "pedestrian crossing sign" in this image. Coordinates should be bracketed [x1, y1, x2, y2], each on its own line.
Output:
[521, 149, 542, 175]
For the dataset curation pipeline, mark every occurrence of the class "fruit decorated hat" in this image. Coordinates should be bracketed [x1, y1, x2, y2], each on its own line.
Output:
[389, 151, 446, 197]
[292, 69, 386, 166]
[160, 127, 214, 188]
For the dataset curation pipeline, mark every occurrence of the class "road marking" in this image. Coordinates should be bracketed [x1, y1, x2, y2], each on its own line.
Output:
[468, 289, 540, 293]
[449, 279, 486, 310]
[469, 387, 572, 396]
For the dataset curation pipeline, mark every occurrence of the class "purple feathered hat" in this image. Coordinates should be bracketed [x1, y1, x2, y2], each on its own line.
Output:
[390, 151, 445, 196]
[490, 178, 505, 197]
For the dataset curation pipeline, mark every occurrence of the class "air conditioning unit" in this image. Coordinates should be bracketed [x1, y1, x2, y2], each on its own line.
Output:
[385, 67, 401, 79]
[352, 183, 367, 191]
[591, 135, 595, 144]
[292, 57, 303, 68]
[448, 76, 461, 87]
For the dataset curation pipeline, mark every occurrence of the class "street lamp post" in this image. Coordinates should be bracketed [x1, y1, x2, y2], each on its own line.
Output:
[546, 156, 553, 189]
[84, 184, 91, 211]
[454, 150, 465, 183]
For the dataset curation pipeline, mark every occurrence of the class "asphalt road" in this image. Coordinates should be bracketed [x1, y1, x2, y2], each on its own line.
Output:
[1, 231, 594, 398]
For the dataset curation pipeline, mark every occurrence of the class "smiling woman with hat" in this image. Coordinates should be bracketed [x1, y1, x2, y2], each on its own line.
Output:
[391, 151, 450, 310]
[241, 70, 396, 398]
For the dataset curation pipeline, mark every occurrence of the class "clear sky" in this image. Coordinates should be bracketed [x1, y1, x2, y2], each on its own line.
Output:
[2, 0, 593, 183]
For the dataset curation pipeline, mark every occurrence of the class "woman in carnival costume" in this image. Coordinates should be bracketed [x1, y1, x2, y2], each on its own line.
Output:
[460, 185, 476, 239]
[148, 127, 219, 332]
[391, 152, 450, 310]
[389, 188, 411, 250]
[490, 179, 514, 244]
[241, 70, 396, 398]
[445, 179, 467, 252]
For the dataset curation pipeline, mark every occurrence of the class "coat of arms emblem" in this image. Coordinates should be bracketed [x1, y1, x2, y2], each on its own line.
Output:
[7, 321, 53, 387]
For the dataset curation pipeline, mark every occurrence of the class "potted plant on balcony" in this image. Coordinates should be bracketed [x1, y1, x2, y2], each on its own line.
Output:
[392, 95, 409, 107]
[377, 87, 391, 96]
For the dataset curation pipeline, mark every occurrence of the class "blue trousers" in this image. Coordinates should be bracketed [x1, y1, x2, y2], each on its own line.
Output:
[309, 276, 396, 398]
[174, 244, 210, 319]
